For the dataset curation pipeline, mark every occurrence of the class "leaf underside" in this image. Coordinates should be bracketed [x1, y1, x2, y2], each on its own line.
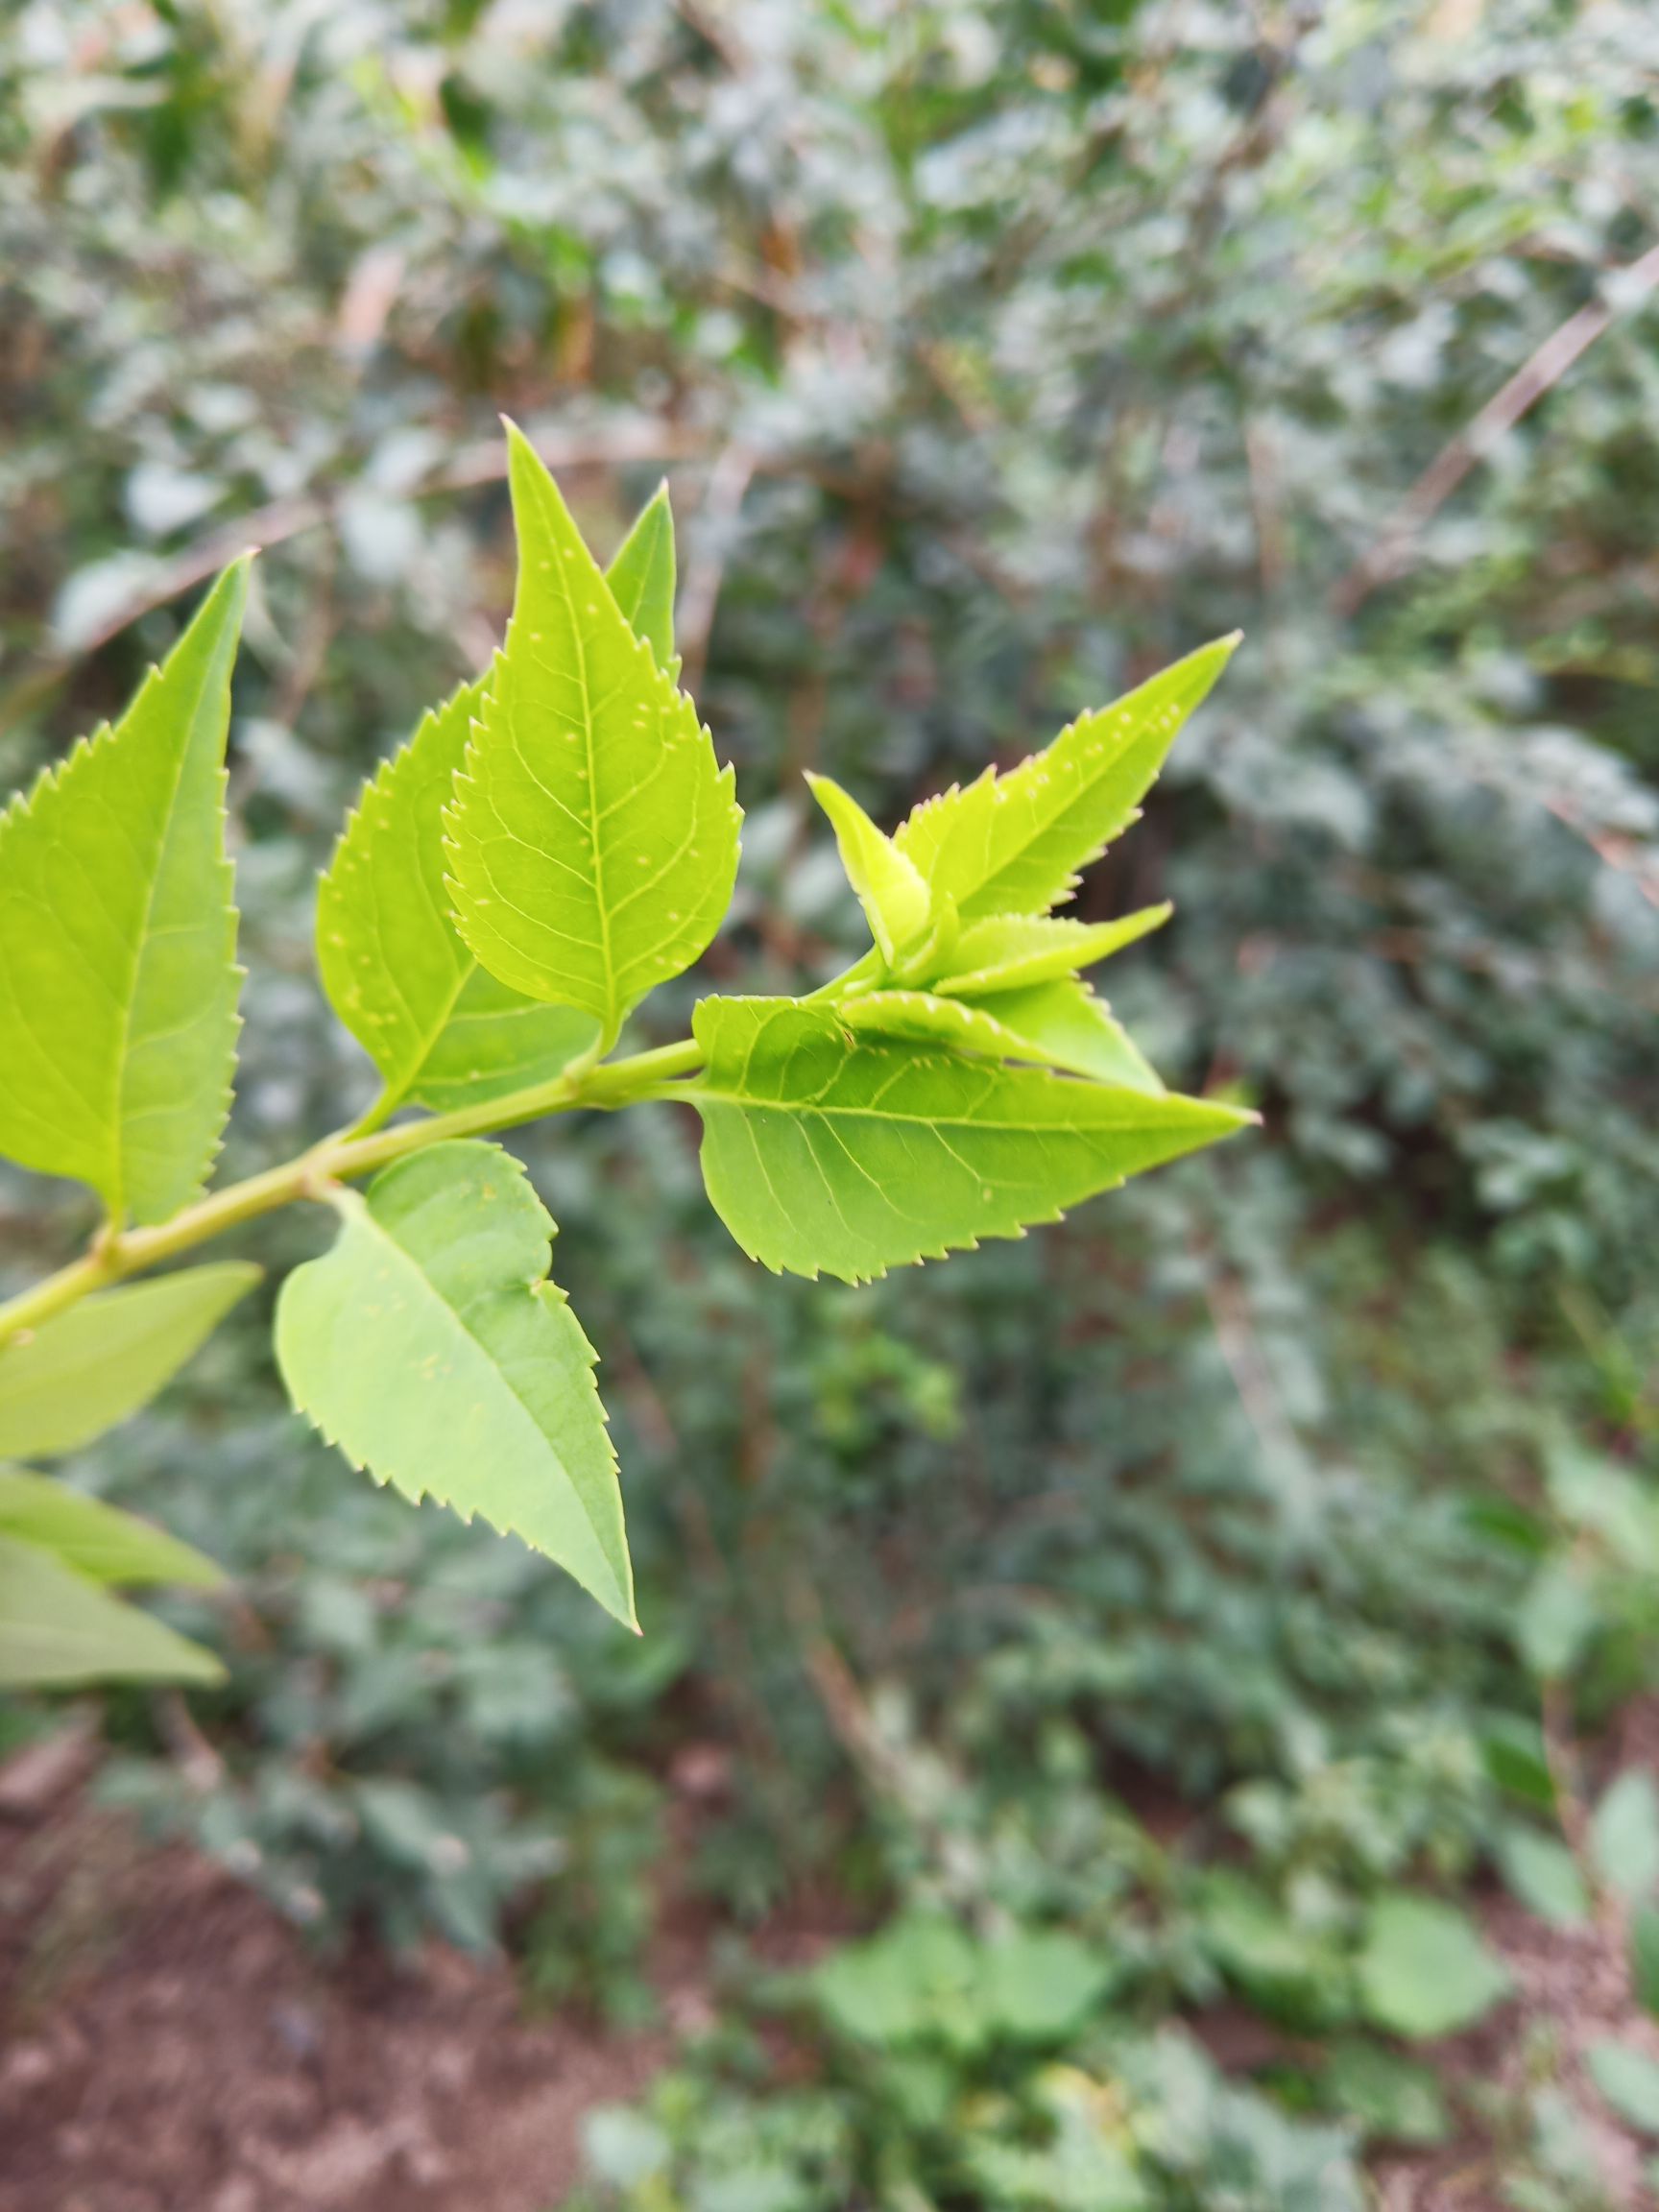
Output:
[894, 637, 1238, 922]
[0, 1261, 260, 1458]
[0, 564, 248, 1223]
[318, 678, 599, 1115]
[0, 1531, 223, 1687]
[445, 424, 740, 1041]
[692, 998, 1250, 1284]
[274, 1140, 634, 1626]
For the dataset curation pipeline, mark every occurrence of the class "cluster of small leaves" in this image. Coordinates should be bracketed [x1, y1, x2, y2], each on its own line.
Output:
[0, 424, 1244, 1653]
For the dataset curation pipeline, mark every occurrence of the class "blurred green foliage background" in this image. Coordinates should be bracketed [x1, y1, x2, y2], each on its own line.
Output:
[2, 0, 1658, 2203]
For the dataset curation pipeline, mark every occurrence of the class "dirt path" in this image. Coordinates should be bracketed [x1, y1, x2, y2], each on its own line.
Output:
[0, 1783, 670, 2212]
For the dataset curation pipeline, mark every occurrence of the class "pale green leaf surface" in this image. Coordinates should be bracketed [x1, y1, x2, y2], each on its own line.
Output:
[1495, 1826, 1591, 1929]
[1593, 1769, 1659, 1901]
[692, 998, 1250, 1284]
[0, 564, 248, 1223]
[275, 1140, 634, 1626]
[0, 1469, 223, 1587]
[0, 1261, 259, 1457]
[604, 482, 676, 670]
[842, 981, 1163, 1091]
[0, 1532, 223, 1687]
[445, 426, 740, 1040]
[931, 907, 1169, 997]
[318, 680, 598, 1114]
[1356, 1895, 1511, 2040]
[894, 637, 1238, 920]
[1587, 2040, 1659, 2138]
[977, 979, 1165, 1092]
[805, 771, 931, 965]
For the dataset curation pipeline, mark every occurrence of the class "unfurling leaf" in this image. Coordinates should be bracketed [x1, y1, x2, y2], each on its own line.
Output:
[604, 481, 677, 672]
[0, 1469, 224, 1587]
[929, 908, 1170, 997]
[0, 1532, 223, 1687]
[0, 1262, 260, 1457]
[844, 981, 1163, 1093]
[692, 998, 1249, 1283]
[275, 1140, 634, 1626]
[894, 637, 1237, 921]
[445, 426, 739, 1043]
[319, 680, 598, 1115]
[805, 771, 931, 965]
[0, 563, 248, 1223]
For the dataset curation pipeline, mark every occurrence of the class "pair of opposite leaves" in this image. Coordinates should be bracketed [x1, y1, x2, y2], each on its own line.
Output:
[0, 425, 1246, 1628]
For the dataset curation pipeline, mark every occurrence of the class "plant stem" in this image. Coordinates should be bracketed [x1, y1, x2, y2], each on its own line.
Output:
[0, 1035, 704, 1349]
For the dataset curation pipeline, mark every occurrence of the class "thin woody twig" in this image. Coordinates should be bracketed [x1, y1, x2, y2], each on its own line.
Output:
[677, 441, 758, 694]
[1334, 239, 1659, 617]
[0, 423, 708, 732]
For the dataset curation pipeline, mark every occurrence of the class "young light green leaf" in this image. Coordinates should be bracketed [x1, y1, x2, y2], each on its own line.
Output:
[805, 771, 931, 965]
[691, 998, 1250, 1284]
[974, 979, 1165, 1092]
[930, 907, 1169, 997]
[318, 680, 599, 1116]
[842, 982, 1163, 1093]
[0, 564, 249, 1224]
[274, 1140, 634, 1627]
[1356, 1894, 1511, 2041]
[894, 637, 1238, 921]
[0, 1469, 223, 1587]
[0, 1532, 223, 1687]
[604, 482, 677, 671]
[445, 426, 740, 1043]
[0, 1262, 260, 1457]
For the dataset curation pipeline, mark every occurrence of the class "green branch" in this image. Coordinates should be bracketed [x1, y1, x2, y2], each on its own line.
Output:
[0, 1034, 704, 1350]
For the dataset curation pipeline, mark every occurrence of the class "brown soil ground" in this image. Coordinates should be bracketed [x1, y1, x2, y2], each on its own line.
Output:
[0, 1781, 675, 2212]
[4, 1711, 1658, 2212]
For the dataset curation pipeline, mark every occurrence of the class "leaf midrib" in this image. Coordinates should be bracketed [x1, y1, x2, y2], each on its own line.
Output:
[108, 653, 219, 1222]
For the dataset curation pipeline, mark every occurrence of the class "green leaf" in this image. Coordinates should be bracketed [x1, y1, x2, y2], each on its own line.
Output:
[0, 1532, 223, 1687]
[975, 1928, 1116, 2042]
[1495, 1826, 1592, 1929]
[692, 998, 1251, 1284]
[0, 564, 248, 1224]
[841, 974, 1163, 1092]
[1515, 1557, 1599, 1679]
[929, 908, 1170, 997]
[805, 771, 931, 965]
[603, 482, 677, 671]
[843, 982, 1162, 1090]
[894, 637, 1238, 921]
[974, 979, 1165, 1091]
[0, 1261, 259, 1456]
[1356, 1894, 1511, 2041]
[0, 1469, 223, 1587]
[318, 680, 599, 1116]
[445, 425, 740, 1043]
[1592, 1769, 1659, 1902]
[1586, 2040, 1659, 2138]
[1633, 1904, 1659, 2020]
[1322, 2042, 1452, 2148]
[274, 1139, 634, 1626]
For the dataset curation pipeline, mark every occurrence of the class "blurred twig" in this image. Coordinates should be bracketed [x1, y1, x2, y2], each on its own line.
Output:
[1334, 239, 1659, 616]
[0, 423, 707, 734]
